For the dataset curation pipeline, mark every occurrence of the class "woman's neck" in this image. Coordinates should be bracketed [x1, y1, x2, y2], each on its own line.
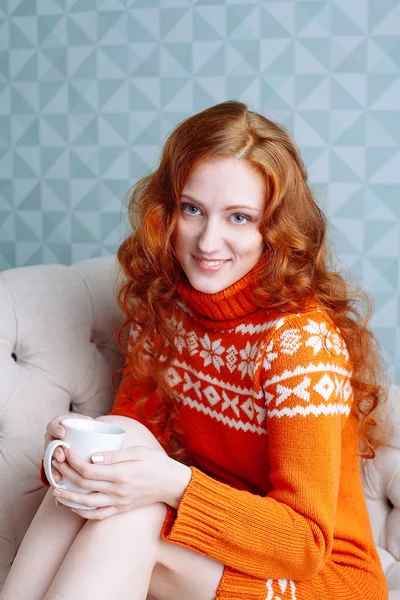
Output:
[175, 259, 265, 322]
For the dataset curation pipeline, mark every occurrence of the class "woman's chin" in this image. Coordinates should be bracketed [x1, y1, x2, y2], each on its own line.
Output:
[185, 275, 223, 295]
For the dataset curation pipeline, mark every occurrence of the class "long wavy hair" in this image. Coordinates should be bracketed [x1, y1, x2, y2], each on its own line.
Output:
[113, 100, 390, 463]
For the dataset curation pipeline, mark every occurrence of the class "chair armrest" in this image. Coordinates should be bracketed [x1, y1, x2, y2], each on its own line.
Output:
[361, 385, 400, 595]
[0, 256, 124, 589]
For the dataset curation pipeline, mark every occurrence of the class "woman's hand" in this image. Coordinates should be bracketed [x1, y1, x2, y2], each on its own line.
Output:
[44, 414, 94, 483]
[51, 445, 192, 520]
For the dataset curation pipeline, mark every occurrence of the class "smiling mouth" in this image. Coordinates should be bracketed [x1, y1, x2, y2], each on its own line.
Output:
[192, 256, 230, 271]
[195, 258, 228, 266]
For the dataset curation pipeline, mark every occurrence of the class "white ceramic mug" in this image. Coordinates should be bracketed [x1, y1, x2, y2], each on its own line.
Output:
[44, 418, 126, 510]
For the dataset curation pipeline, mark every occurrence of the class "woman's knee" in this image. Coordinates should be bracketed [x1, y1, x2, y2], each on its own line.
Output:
[95, 415, 165, 453]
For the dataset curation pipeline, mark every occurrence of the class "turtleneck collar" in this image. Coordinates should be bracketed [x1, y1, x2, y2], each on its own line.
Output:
[175, 257, 266, 322]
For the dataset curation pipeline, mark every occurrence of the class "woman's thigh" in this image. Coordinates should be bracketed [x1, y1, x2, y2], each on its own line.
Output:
[96, 415, 224, 600]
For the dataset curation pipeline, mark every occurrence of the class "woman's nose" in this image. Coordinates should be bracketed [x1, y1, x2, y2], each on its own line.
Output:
[197, 220, 223, 254]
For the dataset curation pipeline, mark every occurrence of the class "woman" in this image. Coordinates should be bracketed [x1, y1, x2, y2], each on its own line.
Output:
[1, 100, 390, 600]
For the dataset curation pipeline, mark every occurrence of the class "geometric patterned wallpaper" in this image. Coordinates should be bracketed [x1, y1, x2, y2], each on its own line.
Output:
[0, 0, 399, 384]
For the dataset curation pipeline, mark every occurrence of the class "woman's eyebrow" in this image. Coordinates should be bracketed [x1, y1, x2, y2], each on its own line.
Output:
[181, 194, 261, 212]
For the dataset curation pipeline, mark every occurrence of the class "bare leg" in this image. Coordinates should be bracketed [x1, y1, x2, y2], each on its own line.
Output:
[150, 534, 224, 600]
[44, 499, 224, 600]
[43, 416, 224, 600]
[0, 489, 86, 600]
[44, 501, 167, 600]
[1, 416, 224, 600]
[45, 416, 223, 600]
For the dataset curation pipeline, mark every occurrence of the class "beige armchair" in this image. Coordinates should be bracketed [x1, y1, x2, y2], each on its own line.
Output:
[0, 256, 399, 597]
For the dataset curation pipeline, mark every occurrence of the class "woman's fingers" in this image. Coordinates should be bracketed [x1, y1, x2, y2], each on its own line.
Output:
[52, 488, 112, 511]
[90, 445, 149, 465]
[46, 413, 94, 440]
[44, 415, 68, 456]
[65, 448, 122, 482]
[51, 459, 113, 494]
[52, 466, 62, 482]
[54, 448, 66, 462]
[70, 505, 119, 520]
[46, 416, 67, 438]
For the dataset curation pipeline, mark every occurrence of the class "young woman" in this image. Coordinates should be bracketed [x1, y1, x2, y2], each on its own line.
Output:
[1, 100, 390, 600]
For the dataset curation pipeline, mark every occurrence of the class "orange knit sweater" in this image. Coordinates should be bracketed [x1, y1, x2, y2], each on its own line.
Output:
[40, 267, 388, 599]
[109, 268, 388, 600]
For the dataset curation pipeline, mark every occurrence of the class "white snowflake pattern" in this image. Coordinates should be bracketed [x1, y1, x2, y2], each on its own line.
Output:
[331, 332, 349, 360]
[279, 329, 302, 355]
[199, 334, 225, 372]
[303, 319, 349, 359]
[238, 341, 259, 379]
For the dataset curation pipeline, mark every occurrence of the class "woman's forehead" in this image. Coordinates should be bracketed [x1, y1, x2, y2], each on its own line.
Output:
[181, 158, 266, 209]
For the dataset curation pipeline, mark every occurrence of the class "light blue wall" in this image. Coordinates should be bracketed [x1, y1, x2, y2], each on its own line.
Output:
[0, 0, 399, 383]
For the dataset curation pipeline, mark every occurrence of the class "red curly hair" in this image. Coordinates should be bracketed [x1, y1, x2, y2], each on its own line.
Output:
[113, 100, 390, 463]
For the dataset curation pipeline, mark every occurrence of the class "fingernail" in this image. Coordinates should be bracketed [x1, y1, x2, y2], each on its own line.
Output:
[91, 454, 104, 463]
[53, 490, 62, 496]
[52, 459, 58, 468]
[55, 427, 64, 436]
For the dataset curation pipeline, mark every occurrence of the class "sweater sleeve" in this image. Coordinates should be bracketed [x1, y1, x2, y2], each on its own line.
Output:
[160, 312, 354, 582]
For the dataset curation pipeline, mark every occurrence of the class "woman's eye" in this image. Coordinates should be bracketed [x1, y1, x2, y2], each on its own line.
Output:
[182, 203, 200, 215]
[231, 214, 250, 224]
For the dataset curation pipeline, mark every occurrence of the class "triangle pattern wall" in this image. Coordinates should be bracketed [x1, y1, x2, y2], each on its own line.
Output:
[0, 0, 399, 383]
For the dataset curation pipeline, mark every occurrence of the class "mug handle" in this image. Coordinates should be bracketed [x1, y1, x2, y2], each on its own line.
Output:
[44, 439, 70, 488]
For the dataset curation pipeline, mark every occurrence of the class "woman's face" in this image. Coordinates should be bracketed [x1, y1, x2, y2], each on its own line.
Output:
[174, 158, 266, 294]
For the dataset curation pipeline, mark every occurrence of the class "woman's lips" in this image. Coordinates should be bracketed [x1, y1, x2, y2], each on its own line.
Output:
[193, 256, 230, 272]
